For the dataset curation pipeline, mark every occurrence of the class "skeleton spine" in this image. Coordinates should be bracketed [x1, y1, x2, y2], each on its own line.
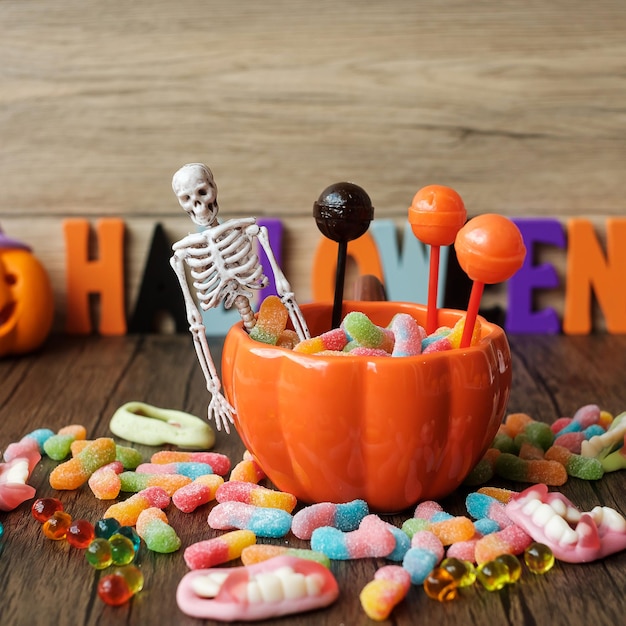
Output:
[234, 295, 256, 331]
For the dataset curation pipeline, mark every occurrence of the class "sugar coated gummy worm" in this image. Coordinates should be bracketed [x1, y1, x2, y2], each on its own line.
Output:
[360, 565, 411, 621]
[207, 501, 292, 538]
[215, 480, 297, 513]
[310, 514, 396, 560]
[49, 437, 117, 490]
[104, 486, 170, 527]
[136, 507, 181, 553]
[291, 499, 369, 540]
[183, 529, 256, 570]
[172, 474, 224, 513]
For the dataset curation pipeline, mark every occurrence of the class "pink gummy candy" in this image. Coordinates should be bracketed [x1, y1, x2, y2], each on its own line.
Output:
[0, 457, 37, 511]
[103, 486, 170, 526]
[177, 555, 339, 621]
[411, 530, 445, 561]
[360, 565, 411, 621]
[389, 313, 425, 357]
[216, 480, 297, 513]
[172, 474, 224, 513]
[184, 529, 257, 570]
[150, 451, 231, 475]
[88, 461, 123, 500]
[505, 483, 626, 563]
[474, 524, 532, 564]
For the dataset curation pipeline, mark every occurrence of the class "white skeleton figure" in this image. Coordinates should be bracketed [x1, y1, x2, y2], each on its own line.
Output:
[170, 163, 309, 432]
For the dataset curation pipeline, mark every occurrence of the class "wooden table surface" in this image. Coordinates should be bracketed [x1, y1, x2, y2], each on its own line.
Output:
[1, 333, 625, 626]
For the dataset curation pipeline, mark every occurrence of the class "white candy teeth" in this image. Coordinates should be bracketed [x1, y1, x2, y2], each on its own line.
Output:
[191, 572, 230, 598]
[591, 506, 626, 532]
[305, 573, 324, 596]
[275, 568, 307, 600]
[544, 515, 578, 545]
[254, 572, 285, 602]
[246, 567, 322, 603]
[522, 498, 542, 516]
[531, 503, 556, 526]
[3, 459, 29, 484]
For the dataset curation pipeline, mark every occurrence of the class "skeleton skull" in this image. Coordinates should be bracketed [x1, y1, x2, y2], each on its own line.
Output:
[172, 163, 219, 227]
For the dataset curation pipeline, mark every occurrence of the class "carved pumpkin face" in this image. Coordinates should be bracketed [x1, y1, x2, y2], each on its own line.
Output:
[222, 301, 512, 513]
[0, 248, 54, 356]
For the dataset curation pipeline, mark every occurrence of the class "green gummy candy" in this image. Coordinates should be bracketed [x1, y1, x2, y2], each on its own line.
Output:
[119, 472, 150, 492]
[342, 312, 385, 348]
[566, 455, 604, 479]
[463, 457, 495, 486]
[494, 453, 527, 481]
[116, 446, 143, 469]
[286, 548, 331, 568]
[491, 433, 516, 454]
[43, 434, 75, 461]
[143, 520, 181, 553]
[401, 517, 430, 538]
[522, 422, 555, 451]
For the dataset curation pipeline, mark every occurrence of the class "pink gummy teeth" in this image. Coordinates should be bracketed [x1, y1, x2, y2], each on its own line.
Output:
[176, 555, 339, 621]
[505, 484, 626, 563]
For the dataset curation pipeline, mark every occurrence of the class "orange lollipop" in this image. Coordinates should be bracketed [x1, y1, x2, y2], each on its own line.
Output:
[454, 214, 526, 348]
[408, 185, 467, 333]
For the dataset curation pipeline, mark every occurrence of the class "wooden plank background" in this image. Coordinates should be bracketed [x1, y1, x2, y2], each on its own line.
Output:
[1, 0, 625, 331]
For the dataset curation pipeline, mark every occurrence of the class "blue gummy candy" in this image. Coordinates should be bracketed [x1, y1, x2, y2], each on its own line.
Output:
[25, 428, 55, 453]
[385, 525, 411, 561]
[310, 527, 351, 560]
[466, 492, 499, 520]
[583, 424, 605, 439]
[474, 518, 500, 536]
[248, 508, 292, 538]
[402, 547, 439, 585]
[173, 462, 214, 480]
[334, 499, 369, 532]
[430, 511, 454, 523]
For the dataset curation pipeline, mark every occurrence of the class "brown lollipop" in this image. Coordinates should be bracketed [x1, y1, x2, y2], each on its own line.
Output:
[313, 182, 374, 328]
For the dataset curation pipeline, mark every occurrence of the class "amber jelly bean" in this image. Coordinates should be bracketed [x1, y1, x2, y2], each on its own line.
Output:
[42, 511, 73, 540]
[477, 559, 510, 591]
[524, 542, 555, 574]
[31, 497, 64, 523]
[424, 567, 458, 602]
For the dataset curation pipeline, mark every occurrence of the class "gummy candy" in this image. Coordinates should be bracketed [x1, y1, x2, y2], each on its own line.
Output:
[291, 499, 369, 540]
[524, 542, 555, 574]
[42, 510, 73, 540]
[494, 553, 522, 583]
[109, 533, 136, 565]
[150, 450, 230, 475]
[86, 538, 113, 569]
[172, 474, 224, 513]
[216, 480, 297, 513]
[240, 544, 331, 568]
[31, 497, 64, 523]
[135, 461, 215, 480]
[66, 519, 95, 549]
[208, 501, 292, 538]
[94, 517, 121, 539]
[310, 515, 396, 560]
[98, 571, 135, 606]
[117, 526, 141, 553]
[184, 529, 256, 570]
[402, 530, 444, 584]
[249, 295, 289, 345]
[119, 471, 191, 495]
[360, 565, 411, 619]
[439, 557, 476, 587]
[136, 507, 181, 553]
[477, 559, 510, 591]
[104, 486, 170, 526]
[423, 567, 458, 601]
[49, 437, 117, 490]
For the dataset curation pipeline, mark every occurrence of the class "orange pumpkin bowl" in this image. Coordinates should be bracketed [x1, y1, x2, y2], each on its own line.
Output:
[221, 301, 511, 513]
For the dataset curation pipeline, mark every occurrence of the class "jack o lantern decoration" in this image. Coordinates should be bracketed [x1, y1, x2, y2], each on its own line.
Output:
[0, 230, 54, 357]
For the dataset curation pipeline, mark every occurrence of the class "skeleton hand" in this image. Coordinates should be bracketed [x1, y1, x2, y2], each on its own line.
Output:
[207, 388, 236, 434]
[280, 292, 310, 341]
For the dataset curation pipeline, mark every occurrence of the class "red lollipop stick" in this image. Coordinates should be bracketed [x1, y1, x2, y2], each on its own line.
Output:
[408, 186, 467, 334]
[454, 214, 526, 348]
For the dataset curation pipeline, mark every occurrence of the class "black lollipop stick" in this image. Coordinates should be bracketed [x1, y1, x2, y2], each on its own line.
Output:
[313, 182, 374, 329]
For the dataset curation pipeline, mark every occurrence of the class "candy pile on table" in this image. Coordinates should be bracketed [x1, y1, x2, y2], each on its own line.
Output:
[2, 400, 626, 621]
[249, 296, 482, 356]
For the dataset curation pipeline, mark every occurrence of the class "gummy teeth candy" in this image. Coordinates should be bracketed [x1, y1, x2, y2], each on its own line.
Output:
[505, 484, 626, 563]
[176, 555, 339, 621]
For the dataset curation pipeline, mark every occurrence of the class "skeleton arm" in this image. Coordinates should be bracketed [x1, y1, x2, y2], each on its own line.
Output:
[170, 251, 235, 433]
[251, 224, 310, 341]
